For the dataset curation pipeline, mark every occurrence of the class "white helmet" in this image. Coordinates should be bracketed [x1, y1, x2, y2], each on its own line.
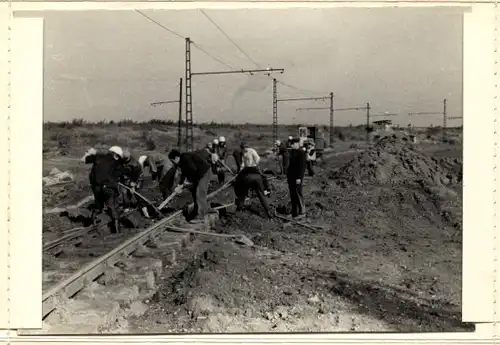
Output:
[288, 136, 293, 140]
[275, 140, 281, 146]
[108, 146, 123, 158]
[219, 136, 226, 143]
[213, 138, 219, 145]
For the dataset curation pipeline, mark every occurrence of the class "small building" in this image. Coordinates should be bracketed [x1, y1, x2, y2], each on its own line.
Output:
[372, 119, 393, 131]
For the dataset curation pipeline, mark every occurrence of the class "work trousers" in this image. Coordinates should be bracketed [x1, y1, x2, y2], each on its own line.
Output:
[240, 166, 270, 191]
[306, 160, 315, 177]
[233, 153, 242, 173]
[91, 184, 120, 221]
[234, 173, 272, 219]
[279, 154, 290, 175]
[287, 178, 305, 217]
[188, 169, 212, 221]
[217, 168, 226, 184]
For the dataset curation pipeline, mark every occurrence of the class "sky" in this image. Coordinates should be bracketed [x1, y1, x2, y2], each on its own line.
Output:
[33, 7, 463, 126]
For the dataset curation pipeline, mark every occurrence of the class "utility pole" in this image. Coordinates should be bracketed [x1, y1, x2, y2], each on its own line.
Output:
[366, 102, 371, 144]
[442, 98, 447, 142]
[274, 90, 331, 145]
[178, 77, 183, 148]
[329, 92, 334, 147]
[185, 37, 284, 151]
[297, 103, 371, 145]
[286, 92, 334, 147]
[185, 38, 193, 151]
[273, 78, 278, 144]
[150, 78, 184, 148]
[408, 99, 457, 142]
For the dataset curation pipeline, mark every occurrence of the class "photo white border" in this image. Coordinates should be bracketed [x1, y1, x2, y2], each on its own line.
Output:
[1, 1, 498, 342]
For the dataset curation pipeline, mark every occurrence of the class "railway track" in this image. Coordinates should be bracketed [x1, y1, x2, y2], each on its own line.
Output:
[37, 178, 237, 334]
[36, 148, 363, 334]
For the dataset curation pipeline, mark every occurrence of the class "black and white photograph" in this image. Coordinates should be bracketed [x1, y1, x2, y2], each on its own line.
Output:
[33, 7, 471, 334]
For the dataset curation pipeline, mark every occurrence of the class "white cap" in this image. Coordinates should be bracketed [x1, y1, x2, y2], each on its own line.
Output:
[275, 140, 281, 146]
[219, 136, 226, 143]
[288, 136, 293, 140]
[108, 146, 123, 158]
[213, 138, 219, 145]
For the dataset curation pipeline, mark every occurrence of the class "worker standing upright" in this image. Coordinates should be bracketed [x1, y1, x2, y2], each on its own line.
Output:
[215, 136, 228, 183]
[240, 143, 271, 196]
[168, 148, 219, 224]
[276, 139, 290, 176]
[287, 138, 307, 219]
[81, 146, 125, 233]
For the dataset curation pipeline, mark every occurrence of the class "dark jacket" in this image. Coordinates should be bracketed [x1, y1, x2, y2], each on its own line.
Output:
[287, 148, 306, 180]
[232, 147, 243, 164]
[85, 152, 124, 188]
[178, 149, 212, 185]
[122, 156, 143, 184]
[217, 145, 228, 161]
[278, 142, 290, 157]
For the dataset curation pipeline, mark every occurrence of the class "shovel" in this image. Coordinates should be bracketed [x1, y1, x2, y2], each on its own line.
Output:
[274, 213, 322, 231]
[219, 160, 236, 176]
[158, 187, 183, 210]
[118, 183, 163, 218]
[166, 224, 254, 246]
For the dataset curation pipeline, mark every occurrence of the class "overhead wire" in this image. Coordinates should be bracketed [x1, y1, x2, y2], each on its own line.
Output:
[135, 9, 235, 71]
[197, 10, 326, 97]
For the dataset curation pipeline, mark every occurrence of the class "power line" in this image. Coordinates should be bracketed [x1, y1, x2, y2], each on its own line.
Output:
[199, 10, 261, 69]
[135, 10, 184, 40]
[136, 9, 235, 71]
[197, 10, 322, 97]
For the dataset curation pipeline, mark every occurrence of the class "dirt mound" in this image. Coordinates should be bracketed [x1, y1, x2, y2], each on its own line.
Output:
[157, 241, 299, 324]
[329, 134, 462, 188]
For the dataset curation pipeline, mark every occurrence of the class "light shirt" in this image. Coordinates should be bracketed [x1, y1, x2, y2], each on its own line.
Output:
[241, 148, 260, 168]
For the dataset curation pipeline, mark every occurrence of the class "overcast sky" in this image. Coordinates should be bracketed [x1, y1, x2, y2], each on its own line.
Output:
[36, 7, 464, 126]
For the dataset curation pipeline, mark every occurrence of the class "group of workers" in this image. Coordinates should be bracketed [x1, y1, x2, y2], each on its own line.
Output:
[80, 134, 313, 233]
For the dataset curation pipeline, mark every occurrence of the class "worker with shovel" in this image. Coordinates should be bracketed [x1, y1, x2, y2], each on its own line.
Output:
[215, 136, 228, 184]
[81, 146, 125, 233]
[233, 169, 273, 219]
[239, 143, 271, 196]
[121, 149, 153, 218]
[167, 148, 219, 224]
[287, 138, 307, 219]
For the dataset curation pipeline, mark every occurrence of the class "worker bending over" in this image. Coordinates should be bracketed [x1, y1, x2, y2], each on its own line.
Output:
[121, 149, 154, 218]
[240, 143, 271, 196]
[233, 168, 273, 219]
[168, 148, 219, 224]
[138, 153, 178, 199]
[287, 138, 307, 219]
[81, 146, 125, 233]
[215, 136, 228, 183]
[232, 143, 244, 174]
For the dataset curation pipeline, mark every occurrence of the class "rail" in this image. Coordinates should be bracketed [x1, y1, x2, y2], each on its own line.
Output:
[42, 176, 235, 319]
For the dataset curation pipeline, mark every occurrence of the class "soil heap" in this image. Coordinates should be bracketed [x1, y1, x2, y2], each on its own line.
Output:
[328, 133, 462, 189]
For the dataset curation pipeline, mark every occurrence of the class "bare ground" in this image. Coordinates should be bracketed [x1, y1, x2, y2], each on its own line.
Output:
[42, 123, 470, 333]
